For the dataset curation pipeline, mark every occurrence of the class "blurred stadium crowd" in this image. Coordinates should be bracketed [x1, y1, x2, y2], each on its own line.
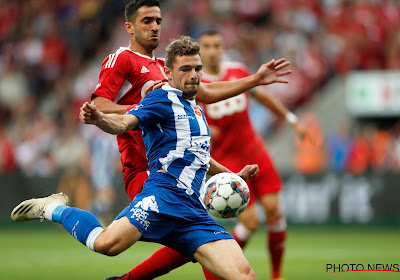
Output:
[1, 0, 400, 185]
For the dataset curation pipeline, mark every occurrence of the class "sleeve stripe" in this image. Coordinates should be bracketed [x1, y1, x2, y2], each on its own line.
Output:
[105, 54, 114, 68]
[104, 49, 124, 69]
[110, 53, 119, 68]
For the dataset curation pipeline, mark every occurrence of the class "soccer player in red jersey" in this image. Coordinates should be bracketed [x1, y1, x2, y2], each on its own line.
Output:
[195, 30, 309, 280]
[94, 1, 291, 279]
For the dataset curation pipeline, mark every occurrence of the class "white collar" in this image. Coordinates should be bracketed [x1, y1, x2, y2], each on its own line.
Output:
[162, 83, 197, 105]
[119, 47, 156, 60]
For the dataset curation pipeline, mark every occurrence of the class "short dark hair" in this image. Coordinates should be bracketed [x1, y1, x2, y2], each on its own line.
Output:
[124, 0, 160, 22]
[198, 29, 220, 39]
[165, 36, 200, 68]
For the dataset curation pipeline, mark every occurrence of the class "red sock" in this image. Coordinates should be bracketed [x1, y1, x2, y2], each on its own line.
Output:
[232, 231, 247, 248]
[268, 217, 287, 280]
[127, 246, 190, 280]
[232, 222, 252, 248]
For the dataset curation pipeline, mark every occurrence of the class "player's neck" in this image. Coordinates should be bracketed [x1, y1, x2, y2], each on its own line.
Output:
[129, 42, 154, 58]
[203, 65, 221, 76]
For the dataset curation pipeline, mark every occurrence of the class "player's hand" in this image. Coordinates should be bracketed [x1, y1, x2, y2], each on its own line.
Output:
[237, 164, 259, 181]
[143, 80, 165, 97]
[79, 102, 102, 125]
[255, 58, 291, 85]
[293, 121, 313, 144]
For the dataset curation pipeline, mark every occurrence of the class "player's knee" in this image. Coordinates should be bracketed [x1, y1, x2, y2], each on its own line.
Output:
[237, 264, 257, 280]
[265, 207, 282, 223]
[242, 217, 259, 232]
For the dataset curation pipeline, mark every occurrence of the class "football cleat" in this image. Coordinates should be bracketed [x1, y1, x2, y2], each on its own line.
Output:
[104, 272, 130, 280]
[11, 193, 69, 222]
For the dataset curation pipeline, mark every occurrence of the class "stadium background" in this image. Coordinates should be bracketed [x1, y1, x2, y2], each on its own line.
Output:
[1, 0, 400, 279]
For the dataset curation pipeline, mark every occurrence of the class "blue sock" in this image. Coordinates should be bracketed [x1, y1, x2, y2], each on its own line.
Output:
[52, 205, 103, 251]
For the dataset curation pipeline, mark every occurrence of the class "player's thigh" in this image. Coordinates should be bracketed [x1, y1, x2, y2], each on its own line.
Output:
[260, 192, 282, 221]
[194, 239, 256, 280]
[237, 203, 259, 231]
[94, 216, 142, 255]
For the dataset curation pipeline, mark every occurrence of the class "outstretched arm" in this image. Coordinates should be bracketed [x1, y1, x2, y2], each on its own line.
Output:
[196, 58, 291, 104]
[207, 157, 259, 181]
[79, 102, 139, 135]
[251, 87, 310, 141]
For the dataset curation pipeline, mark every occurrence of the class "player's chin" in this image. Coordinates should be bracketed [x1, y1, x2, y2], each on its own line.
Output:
[147, 40, 159, 50]
[183, 88, 198, 97]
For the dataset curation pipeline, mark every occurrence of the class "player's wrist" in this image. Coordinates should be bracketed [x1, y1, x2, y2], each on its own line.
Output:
[247, 72, 261, 87]
[285, 111, 298, 125]
[96, 111, 106, 125]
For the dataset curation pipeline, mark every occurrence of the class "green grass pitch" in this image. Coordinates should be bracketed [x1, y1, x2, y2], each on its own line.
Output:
[0, 225, 399, 280]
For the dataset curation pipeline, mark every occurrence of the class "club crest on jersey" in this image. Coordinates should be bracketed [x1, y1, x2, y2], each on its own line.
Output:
[141, 66, 150, 73]
[193, 106, 202, 117]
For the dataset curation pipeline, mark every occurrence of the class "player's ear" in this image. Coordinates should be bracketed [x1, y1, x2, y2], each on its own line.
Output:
[164, 66, 172, 78]
[125, 21, 134, 34]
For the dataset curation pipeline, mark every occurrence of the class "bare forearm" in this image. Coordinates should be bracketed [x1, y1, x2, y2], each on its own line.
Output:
[96, 113, 137, 135]
[197, 75, 259, 104]
[252, 88, 289, 119]
[252, 88, 299, 129]
[92, 96, 129, 115]
[207, 157, 231, 176]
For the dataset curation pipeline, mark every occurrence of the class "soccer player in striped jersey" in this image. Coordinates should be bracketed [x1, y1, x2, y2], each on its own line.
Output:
[11, 36, 259, 280]
[90, 1, 291, 279]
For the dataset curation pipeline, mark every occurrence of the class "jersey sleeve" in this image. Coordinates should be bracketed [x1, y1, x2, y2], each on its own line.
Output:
[91, 50, 133, 101]
[236, 62, 251, 77]
[126, 89, 170, 128]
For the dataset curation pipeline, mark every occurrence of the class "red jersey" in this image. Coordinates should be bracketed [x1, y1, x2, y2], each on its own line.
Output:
[202, 62, 283, 198]
[92, 47, 167, 172]
[201, 62, 265, 163]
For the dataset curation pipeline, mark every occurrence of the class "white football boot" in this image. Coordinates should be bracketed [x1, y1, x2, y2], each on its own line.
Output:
[11, 193, 69, 222]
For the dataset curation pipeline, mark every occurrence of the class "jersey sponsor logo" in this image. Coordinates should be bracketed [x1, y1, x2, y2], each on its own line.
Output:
[191, 139, 210, 153]
[214, 230, 228, 234]
[206, 94, 247, 119]
[177, 114, 195, 120]
[141, 66, 150, 73]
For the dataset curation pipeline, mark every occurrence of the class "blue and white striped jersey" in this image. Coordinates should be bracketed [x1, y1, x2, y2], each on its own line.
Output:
[127, 84, 210, 196]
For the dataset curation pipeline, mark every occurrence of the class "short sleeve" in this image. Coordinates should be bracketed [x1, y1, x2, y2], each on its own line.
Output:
[91, 51, 132, 101]
[126, 89, 170, 128]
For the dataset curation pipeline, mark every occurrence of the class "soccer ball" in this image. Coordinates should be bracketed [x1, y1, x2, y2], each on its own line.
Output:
[200, 172, 250, 219]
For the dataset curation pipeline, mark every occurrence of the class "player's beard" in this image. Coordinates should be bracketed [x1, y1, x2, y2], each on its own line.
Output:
[182, 83, 199, 98]
[147, 39, 159, 50]
[135, 33, 159, 51]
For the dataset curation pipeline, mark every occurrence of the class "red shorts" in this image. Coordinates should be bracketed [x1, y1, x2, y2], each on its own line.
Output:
[215, 146, 282, 207]
[123, 162, 149, 200]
